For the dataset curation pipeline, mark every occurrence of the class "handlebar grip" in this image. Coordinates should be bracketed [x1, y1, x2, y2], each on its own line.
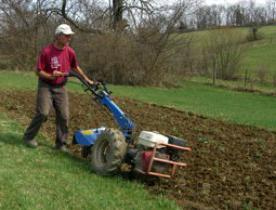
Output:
[67, 70, 90, 86]
[67, 70, 111, 96]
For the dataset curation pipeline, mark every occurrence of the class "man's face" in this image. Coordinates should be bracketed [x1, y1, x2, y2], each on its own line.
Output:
[56, 34, 72, 46]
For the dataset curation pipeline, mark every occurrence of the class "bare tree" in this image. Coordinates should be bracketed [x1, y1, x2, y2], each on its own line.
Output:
[75, 0, 199, 85]
[201, 28, 245, 84]
[46, 0, 155, 32]
[0, 0, 55, 69]
[0, 0, 199, 86]
[266, 0, 276, 23]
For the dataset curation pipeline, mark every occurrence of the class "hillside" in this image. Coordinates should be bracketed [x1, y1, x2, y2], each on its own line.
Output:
[189, 25, 276, 80]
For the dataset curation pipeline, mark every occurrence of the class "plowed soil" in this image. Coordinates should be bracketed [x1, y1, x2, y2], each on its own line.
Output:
[1, 90, 276, 210]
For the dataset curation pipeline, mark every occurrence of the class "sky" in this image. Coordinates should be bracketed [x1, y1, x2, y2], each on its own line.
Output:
[205, 0, 264, 5]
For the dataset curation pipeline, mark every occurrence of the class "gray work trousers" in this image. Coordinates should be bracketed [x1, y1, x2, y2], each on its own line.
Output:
[23, 80, 69, 146]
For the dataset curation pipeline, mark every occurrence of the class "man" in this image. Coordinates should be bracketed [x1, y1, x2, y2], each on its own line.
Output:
[23, 24, 94, 151]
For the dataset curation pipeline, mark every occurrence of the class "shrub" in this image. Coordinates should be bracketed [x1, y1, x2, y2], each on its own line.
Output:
[200, 28, 246, 84]
[255, 65, 268, 83]
[246, 27, 264, 42]
[75, 30, 192, 86]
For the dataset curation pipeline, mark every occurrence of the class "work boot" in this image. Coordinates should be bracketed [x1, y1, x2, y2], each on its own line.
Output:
[24, 139, 38, 148]
[55, 144, 68, 153]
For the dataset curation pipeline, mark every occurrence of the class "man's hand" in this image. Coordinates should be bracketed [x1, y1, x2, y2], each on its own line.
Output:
[86, 79, 95, 86]
[53, 70, 66, 77]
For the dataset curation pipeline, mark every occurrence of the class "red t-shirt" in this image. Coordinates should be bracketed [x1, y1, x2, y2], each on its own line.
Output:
[37, 44, 78, 85]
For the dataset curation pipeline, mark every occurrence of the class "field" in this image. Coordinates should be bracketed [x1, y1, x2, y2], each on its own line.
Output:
[1, 72, 276, 209]
[2, 26, 276, 210]
[1, 71, 276, 130]
[1, 90, 276, 209]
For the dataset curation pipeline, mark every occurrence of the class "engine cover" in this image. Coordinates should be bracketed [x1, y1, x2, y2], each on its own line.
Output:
[137, 131, 168, 148]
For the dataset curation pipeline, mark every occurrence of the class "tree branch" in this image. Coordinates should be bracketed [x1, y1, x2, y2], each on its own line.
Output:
[59, 0, 103, 34]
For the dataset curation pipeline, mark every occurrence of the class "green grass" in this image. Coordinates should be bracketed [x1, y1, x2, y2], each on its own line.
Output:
[190, 76, 276, 94]
[0, 112, 179, 210]
[112, 81, 276, 130]
[1, 71, 276, 130]
[242, 37, 276, 75]
[0, 71, 38, 90]
[234, 26, 276, 77]
[0, 71, 83, 91]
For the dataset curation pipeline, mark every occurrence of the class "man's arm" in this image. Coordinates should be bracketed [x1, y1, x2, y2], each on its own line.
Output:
[72, 66, 94, 85]
[36, 70, 55, 80]
[36, 70, 65, 80]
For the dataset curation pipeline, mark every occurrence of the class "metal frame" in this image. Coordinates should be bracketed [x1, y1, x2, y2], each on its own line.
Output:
[137, 143, 191, 178]
[68, 70, 134, 143]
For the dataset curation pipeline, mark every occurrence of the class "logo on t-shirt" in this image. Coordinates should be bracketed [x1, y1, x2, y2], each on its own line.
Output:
[51, 56, 60, 70]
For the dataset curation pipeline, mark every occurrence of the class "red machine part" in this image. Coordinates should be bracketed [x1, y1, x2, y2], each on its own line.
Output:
[138, 143, 191, 178]
[142, 151, 153, 171]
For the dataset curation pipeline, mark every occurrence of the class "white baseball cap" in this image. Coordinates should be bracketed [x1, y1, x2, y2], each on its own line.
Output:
[55, 24, 75, 35]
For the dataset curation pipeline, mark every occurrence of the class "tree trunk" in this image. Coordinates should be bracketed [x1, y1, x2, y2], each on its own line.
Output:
[113, 0, 123, 30]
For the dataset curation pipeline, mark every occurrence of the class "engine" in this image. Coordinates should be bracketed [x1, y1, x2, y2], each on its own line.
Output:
[130, 131, 188, 178]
